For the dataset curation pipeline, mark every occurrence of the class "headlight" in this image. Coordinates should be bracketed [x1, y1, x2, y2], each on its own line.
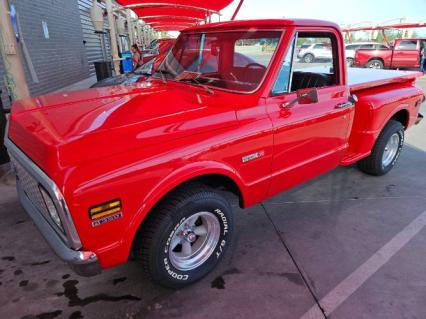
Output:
[39, 186, 63, 231]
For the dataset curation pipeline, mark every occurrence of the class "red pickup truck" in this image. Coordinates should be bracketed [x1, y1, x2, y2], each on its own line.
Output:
[5, 19, 424, 288]
[353, 38, 426, 69]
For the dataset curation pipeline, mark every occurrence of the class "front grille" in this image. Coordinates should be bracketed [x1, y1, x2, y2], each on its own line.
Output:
[11, 157, 51, 222]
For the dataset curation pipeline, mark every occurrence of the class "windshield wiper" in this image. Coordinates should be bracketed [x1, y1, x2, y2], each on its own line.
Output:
[177, 77, 214, 95]
[154, 68, 172, 83]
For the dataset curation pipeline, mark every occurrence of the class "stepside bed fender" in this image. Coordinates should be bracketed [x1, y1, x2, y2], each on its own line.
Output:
[343, 84, 422, 164]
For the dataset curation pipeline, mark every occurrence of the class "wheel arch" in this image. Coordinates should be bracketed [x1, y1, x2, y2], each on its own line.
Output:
[389, 109, 410, 129]
[123, 162, 246, 258]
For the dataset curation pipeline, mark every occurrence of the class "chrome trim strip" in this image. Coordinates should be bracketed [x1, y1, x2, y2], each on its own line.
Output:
[4, 135, 82, 250]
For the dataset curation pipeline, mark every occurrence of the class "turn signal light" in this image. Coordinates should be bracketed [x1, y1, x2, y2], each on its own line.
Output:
[89, 199, 122, 220]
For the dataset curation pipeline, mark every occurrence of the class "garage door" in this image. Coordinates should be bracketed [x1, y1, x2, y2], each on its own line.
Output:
[78, 0, 111, 75]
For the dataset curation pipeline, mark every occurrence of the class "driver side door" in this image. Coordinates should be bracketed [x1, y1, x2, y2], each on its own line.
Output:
[266, 31, 353, 197]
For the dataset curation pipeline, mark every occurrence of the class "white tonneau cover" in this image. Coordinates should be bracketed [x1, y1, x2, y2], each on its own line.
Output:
[348, 68, 423, 92]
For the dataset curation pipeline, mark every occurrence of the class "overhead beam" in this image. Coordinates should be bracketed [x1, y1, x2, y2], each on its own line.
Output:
[116, 2, 220, 15]
[138, 15, 203, 21]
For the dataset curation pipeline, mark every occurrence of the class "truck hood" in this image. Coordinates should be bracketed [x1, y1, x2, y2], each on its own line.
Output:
[8, 80, 240, 178]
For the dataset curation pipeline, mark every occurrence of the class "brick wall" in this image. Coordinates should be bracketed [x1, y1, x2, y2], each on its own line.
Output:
[0, 0, 90, 101]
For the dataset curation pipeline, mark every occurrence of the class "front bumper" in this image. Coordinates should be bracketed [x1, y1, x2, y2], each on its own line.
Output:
[5, 136, 101, 277]
[17, 185, 101, 276]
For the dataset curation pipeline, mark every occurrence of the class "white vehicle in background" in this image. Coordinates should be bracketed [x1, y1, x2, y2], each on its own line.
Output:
[345, 42, 389, 66]
[297, 42, 332, 63]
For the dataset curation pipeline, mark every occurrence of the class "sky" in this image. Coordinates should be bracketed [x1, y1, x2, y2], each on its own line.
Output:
[219, 0, 426, 27]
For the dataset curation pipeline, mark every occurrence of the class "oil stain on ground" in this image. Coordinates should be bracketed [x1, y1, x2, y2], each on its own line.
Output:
[69, 311, 84, 319]
[21, 310, 63, 319]
[57, 280, 141, 307]
[211, 276, 225, 289]
[2, 256, 15, 261]
[30, 260, 51, 266]
[112, 277, 127, 285]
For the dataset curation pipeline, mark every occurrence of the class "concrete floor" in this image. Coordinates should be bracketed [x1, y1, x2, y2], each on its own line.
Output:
[0, 77, 425, 319]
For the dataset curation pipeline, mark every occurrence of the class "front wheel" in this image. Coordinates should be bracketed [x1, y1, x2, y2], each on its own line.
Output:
[357, 120, 404, 176]
[303, 53, 315, 63]
[134, 185, 233, 288]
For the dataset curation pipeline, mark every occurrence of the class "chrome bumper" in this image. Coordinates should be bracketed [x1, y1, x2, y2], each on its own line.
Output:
[5, 136, 101, 276]
[17, 184, 101, 276]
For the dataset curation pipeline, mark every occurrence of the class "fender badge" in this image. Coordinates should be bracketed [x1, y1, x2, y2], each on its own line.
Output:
[242, 151, 265, 163]
[92, 212, 123, 228]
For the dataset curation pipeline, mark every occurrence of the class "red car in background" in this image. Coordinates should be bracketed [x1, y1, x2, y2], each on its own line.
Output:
[91, 39, 176, 88]
[354, 38, 426, 69]
[141, 38, 176, 64]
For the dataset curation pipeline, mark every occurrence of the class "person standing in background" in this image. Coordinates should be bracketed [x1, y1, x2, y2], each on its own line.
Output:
[131, 44, 143, 71]
[420, 44, 426, 74]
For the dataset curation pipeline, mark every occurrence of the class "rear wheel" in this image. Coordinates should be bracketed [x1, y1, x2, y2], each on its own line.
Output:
[357, 120, 404, 176]
[134, 185, 233, 288]
[366, 59, 384, 69]
[346, 57, 354, 67]
[303, 53, 315, 63]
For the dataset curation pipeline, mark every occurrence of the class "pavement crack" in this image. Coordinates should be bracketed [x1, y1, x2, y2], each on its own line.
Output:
[260, 203, 328, 319]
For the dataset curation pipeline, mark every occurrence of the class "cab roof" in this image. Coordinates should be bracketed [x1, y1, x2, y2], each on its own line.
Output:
[183, 19, 341, 32]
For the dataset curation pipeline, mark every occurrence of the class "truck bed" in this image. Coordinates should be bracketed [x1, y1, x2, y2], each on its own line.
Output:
[348, 68, 423, 92]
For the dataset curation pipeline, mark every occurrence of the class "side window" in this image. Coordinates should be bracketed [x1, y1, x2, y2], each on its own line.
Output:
[395, 40, 417, 50]
[345, 45, 358, 50]
[272, 38, 295, 95]
[292, 33, 338, 91]
[272, 32, 339, 96]
[360, 44, 375, 49]
[377, 44, 389, 49]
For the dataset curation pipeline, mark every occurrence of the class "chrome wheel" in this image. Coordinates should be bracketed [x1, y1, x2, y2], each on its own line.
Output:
[303, 54, 314, 63]
[169, 212, 220, 271]
[368, 60, 383, 69]
[382, 133, 400, 167]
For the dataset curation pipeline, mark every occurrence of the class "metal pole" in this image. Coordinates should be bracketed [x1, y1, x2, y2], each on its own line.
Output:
[0, 0, 30, 101]
[105, 0, 121, 75]
[126, 10, 134, 45]
[231, 0, 244, 21]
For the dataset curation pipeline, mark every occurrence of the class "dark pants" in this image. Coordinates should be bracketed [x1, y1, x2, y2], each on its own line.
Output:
[0, 96, 10, 165]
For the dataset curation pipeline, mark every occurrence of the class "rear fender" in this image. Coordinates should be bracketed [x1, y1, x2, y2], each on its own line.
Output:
[343, 84, 422, 164]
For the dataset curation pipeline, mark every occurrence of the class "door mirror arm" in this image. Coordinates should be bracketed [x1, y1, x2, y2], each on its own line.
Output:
[281, 88, 319, 109]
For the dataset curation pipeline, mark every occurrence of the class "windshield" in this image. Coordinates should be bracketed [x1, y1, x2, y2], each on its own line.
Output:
[154, 30, 282, 93]
[135, 59, 155, 75]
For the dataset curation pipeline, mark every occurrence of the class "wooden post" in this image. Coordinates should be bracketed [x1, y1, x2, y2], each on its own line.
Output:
[126, 10, 134, 45]
[105, 0, 121, 75]
[0, 0, 30, 101]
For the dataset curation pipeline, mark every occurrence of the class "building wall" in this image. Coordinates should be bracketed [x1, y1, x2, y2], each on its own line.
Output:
[0, 57, 9, 109]
[1, 0, 90, 100]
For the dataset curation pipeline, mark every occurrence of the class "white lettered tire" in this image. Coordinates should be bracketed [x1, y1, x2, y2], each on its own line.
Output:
[134, 184, 233, 288]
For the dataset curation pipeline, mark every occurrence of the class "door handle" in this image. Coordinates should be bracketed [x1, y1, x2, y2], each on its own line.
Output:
[335, 101, 354, 109]
[335, 94, 358, 109]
